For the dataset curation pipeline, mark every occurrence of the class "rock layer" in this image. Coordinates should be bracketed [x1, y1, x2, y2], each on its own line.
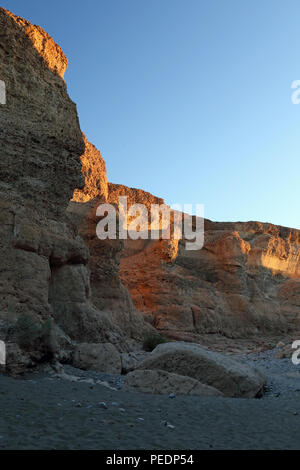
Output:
[0, 8, 153, 372]
[72, 134, 108, 203]
[114, 183, 300, 340]
[0, 7, 86, 350]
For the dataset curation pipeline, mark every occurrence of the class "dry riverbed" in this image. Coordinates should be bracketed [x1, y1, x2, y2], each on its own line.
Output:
[1, 348, 300, 450]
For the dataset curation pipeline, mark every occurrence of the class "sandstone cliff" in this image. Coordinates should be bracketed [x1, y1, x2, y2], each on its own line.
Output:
[0, 8, 153, 373]
[104, 185, 300, 342]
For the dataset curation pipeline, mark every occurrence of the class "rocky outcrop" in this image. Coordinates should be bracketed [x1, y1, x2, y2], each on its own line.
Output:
[136, 342, 266, 398]
[0, 8, 152, 373]
[124, 369, 223, 396]
[115, 186, 300, 340]
[0, 7, 85, 350]
[108, 183, 164, 212]
[67, 199, 156, 343]
[0, 8, 84, 217]
[72, 134, 108, 203]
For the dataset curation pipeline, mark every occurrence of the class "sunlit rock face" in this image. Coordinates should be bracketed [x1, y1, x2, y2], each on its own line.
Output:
[72, 134, 108, 203]
[113, 186, 300, 340]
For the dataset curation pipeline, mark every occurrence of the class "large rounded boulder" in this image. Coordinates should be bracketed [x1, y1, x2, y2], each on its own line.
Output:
[136, 342, 266, 398]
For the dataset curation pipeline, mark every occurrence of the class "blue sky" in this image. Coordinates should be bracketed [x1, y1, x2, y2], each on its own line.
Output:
[2, 0, 300, 229]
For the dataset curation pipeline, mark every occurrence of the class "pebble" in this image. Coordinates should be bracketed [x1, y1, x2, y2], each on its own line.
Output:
[169, 393, 176, 399]
[162, 420, 175, 429]
[99, 402, 108, 409]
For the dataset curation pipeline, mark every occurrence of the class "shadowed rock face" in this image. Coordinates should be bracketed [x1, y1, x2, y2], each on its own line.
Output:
[67, 199, 156, 343]
[0, 7, 86, 338]
[0, 8, 153, 372]
[0, 7, 84, 218]
[69, 142, 157, 343]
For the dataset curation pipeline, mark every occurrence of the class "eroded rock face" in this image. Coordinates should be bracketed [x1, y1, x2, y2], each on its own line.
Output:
[115, 183, 300, 340]
[0, 8, 86, 348]
[72, 134, 108, 203]
[0, 8, 149, 372]
[67, 199, 156, 343]
[124, 369, 223, 396]
[0, 8, 84, 217]
[136, 342, 266, 398]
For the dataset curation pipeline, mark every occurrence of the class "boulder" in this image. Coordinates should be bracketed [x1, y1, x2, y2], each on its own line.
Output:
[136, 342, 266, 398]
[121, 351, 150, 373]
[124, 369, 223, 396]
[73, 342, 121, 373]
[3, 343, 34, 376]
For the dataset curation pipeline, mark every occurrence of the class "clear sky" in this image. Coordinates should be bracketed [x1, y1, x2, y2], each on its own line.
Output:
[2, 0, 300, 229]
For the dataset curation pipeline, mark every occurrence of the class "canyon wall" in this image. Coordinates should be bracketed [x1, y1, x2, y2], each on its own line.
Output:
[106, 185, 300, 341]
[0, 8, 153, 372]
[1, 7, 300, 374]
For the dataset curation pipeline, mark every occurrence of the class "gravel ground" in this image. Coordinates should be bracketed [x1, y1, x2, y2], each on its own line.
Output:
[236, 348, 300, 398]
[1, 348, 300, 450]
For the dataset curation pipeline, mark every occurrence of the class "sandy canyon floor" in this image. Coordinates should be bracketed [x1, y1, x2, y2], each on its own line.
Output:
[1, 347, 300, 450]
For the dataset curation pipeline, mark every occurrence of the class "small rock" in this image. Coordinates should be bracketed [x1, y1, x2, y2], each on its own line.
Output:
[99, 402, 108, 409]
[165, 422, 175, 429]
[169, 393, 176, 399]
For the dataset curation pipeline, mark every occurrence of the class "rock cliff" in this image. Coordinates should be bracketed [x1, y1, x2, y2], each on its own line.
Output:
[0, 8, 153, 373]
[119, 202, 300, 341]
